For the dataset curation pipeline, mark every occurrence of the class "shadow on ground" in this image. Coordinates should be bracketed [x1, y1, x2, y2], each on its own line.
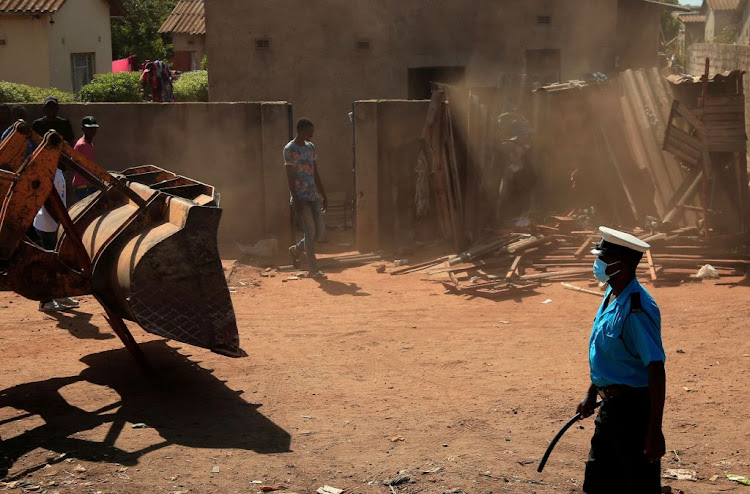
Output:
[46, 309, 115, 340]
[315, 279, 370, 297]
[0, 340, 291, 478]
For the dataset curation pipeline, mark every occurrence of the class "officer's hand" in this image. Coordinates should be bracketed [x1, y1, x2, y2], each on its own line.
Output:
[644, 429, 666, 462]
[577, 394, 597, 419]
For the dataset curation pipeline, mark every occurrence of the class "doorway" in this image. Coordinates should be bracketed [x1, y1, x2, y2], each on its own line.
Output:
[525, 49, 561, 86]
[408, 66, 466, 100]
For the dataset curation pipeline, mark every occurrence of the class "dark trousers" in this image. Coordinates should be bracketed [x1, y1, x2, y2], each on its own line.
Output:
[583, 389, 661, 494]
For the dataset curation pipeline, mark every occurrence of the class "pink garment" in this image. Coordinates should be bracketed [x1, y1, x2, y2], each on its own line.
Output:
[112, 58, 132, 73]
[73, 137, 95, 187]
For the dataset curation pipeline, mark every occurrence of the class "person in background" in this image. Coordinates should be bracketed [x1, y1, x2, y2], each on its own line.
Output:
[33, 161, 79, 312]
[32, 96, 74, 145]
[72, 116, 100, 201]
[1, 106, 35, 158]
[284, 118, 328, 279]
[30, 98, 79, 311]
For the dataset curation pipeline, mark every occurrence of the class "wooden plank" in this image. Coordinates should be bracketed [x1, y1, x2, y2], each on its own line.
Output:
[505, 255, 522, 280]
[664, 143, 700, 166]
[519, 268, 592, 281]
[668, 127, 704, 151]
[705, 128, 747, 138]
[674, 101, 705, 133]
[646, 250, 658, 281]
[665, 133, 702, 158]
[700, 105, 745, 114]
[703, 95, 745, 106]
[707, 141, 747, 152]
[390, 256, 450, 275]
[574, 236, 595, 258]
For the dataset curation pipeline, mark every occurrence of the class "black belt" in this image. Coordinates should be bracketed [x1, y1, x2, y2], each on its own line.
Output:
[597, 384, 647, 401]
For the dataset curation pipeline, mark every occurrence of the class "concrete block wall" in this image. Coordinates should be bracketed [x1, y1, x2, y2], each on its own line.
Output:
[11, 102, 292, 248]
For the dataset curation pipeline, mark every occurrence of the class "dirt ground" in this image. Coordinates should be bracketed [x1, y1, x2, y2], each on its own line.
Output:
[1, 241, 748, 494]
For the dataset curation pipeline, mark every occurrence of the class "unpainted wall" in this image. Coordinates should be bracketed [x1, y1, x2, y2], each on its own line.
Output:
[14, 102, 291, 247]
[206, 0, 660, 201]
[353, 100, 429, 252]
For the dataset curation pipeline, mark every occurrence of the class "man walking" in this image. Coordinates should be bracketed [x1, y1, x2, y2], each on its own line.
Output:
[577, 226, 666, 494]
[284, 118, 328, 279]
[72, 116, 100, 201]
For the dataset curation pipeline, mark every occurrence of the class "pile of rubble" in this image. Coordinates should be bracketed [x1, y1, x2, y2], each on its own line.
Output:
[392, 216, 749, 297]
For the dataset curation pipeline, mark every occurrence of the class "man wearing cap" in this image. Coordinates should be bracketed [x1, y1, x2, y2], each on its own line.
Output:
[577, 226, 666, 494]
[72, 116, 100, 201]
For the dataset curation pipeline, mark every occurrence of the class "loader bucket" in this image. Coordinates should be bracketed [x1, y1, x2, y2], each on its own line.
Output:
[60, 165, 242, 357]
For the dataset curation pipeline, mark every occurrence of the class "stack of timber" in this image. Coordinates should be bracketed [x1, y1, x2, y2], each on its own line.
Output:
[392, 219, 749, 296]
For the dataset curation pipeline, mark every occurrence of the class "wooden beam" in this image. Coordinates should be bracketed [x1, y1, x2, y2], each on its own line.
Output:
[646, 250, 658, 281]
[506, 256, 522, 280]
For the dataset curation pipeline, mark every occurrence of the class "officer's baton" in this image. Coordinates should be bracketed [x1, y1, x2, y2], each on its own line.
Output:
[537, 401, 602, 473]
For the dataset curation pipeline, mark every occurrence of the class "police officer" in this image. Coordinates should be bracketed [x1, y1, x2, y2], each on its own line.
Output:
[577, 227, 666, 494]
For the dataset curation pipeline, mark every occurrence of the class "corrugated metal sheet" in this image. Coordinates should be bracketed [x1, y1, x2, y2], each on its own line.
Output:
[666, 70, 744, 85]
[0, 0, 64, 13]
[679, 13, 707, 23]
[619, 68, 697, 224]
[706, 0, 742, 11]
[159, 0, 205, 35]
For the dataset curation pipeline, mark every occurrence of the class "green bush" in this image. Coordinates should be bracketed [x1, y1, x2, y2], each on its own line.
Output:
[200, 54, 208, 71]
[0, 81, 74, 103]
[173, 70, 208, 102]
[76, 72, 143, 102]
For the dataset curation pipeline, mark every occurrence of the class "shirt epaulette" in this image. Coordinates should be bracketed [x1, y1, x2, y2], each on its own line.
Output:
[630, 292, 642, 313]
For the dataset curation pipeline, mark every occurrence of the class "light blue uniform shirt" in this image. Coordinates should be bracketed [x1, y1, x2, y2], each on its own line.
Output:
[589, 277, 665, 388]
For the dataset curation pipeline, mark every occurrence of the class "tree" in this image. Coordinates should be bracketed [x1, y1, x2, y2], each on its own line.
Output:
[658, 0, 685, 64]
[111, 0, 178, 64]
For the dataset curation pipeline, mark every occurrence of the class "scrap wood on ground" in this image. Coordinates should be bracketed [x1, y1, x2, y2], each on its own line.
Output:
[392, 215, 749, 297]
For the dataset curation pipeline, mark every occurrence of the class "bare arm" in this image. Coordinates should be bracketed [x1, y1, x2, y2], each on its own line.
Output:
[644, 361, 666, 461]
[577, 382, 599, 419]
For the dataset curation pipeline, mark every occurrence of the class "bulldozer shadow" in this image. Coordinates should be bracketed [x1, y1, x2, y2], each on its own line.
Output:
[0, 340, 291, 478]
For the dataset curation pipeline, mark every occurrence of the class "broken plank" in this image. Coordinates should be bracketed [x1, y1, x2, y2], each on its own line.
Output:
[646, 250, 658, 281]
[506, 256, 523, 279]
[390, 256, 450, 275]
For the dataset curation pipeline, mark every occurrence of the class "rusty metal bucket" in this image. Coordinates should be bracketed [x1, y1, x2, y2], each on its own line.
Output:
[1, 125, 241, 362]
[61, 165, 241, 357]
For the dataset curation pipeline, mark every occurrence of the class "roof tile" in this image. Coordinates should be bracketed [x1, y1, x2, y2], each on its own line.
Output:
[159, 0, 204, 35]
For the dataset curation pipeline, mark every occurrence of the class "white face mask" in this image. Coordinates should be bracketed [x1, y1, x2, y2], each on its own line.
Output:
[593, 258, 621, 283]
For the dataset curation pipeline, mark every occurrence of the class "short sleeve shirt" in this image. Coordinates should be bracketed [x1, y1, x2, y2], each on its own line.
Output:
[589, 277, 665, 388]
[284, 140, 318, 201]
[73, 137, 95, 186]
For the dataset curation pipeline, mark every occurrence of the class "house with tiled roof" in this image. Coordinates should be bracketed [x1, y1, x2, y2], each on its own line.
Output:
[699, 0, 744, 41]
[159, 0, 205, 72]
[0, 0, 124, 92]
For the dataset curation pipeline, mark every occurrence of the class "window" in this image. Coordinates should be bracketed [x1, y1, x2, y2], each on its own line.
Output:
[537, 15, 551, 24]
[255, 38, 271, 50]
[71, 53, 94, 94]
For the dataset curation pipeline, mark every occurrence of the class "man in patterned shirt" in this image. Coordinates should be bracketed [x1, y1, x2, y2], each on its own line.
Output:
[284, 118, 328, 279]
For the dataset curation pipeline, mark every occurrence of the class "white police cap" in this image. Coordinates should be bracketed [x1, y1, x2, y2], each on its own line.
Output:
[591, 226, 650, 256]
